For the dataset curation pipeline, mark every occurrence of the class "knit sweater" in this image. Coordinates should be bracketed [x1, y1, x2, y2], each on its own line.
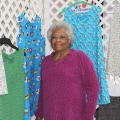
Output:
[35, 49, 100, 120]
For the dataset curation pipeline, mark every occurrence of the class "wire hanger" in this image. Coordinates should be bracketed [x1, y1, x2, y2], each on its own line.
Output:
[24, 0, 36, 22]
[60, 0, 93, 14]
[70, 0, 93, 8]
[0, 34, 19, 51]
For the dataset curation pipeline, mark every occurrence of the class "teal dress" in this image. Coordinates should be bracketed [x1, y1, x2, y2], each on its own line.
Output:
[64, 5, 110, 104]
[0, 50, 24, 120]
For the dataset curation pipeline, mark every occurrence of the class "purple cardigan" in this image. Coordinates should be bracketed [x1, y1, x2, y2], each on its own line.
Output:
[36, 49, 100, 120]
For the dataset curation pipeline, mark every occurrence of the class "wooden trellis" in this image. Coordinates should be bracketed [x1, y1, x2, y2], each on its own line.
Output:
[0, 0, 119, 58]
[0, 0, 43, 54]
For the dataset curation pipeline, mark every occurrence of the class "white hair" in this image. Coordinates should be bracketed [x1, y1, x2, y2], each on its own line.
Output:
[47, 21, 74, 43]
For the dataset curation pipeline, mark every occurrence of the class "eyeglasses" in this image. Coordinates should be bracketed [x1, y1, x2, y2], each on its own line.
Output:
[51, 35, 68, 41]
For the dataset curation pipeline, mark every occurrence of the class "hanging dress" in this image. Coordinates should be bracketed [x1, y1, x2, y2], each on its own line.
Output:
[64, 5, 110, 104]
[0, 50, 24, 120]
[17, 12, 45, 119]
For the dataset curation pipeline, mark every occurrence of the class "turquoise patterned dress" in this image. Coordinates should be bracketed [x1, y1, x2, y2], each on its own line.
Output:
[64, 5, 110, 105]
[17, 12, 45, 119]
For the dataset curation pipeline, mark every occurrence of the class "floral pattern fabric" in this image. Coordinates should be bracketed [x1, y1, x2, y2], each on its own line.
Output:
[64, 5, 110, 104]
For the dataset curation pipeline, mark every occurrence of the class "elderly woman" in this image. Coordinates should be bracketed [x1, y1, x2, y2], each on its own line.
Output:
[35, 21, 100, 120]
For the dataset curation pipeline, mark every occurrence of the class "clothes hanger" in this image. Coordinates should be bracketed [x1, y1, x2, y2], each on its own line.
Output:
[0, 34, 19, 51]
[70, 0, 93, 8]
[24, 0, 36, 22]
[59, 0, 93, 14]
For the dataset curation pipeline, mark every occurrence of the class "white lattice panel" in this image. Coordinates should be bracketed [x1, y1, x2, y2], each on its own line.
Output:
[0, 0, 24, 54]
[0, 0, 43, 54]
[44, 0, 120, 58]
[0, 0, 119, 57]
[47, 0, 103, 23]
[102, 0, 120, 63]
[44, 0, 105, 54]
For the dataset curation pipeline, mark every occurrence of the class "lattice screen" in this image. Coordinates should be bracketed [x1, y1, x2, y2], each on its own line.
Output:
[0, 0, 120, 57]
[44, 0, 106, 54]
[44, 0, 120, 60]
[0, 0, 43, 54]
[0, 0, 23, 54]
[102, 0, 120, 63]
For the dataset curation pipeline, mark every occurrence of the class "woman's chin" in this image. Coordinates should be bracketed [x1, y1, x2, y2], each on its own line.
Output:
[54, 47, 63, 52]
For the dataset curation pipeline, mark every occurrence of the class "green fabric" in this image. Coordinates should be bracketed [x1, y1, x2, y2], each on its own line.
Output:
[0, 50, 24, 120]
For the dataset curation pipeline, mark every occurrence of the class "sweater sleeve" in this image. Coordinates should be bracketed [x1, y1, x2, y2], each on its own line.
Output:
[80, 51, 100, 120]
[35, 57, 47, 119]
[35, 70, 44, 119]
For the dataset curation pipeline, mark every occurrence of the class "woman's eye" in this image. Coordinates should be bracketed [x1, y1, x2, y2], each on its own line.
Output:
[51, 36, 67, 40]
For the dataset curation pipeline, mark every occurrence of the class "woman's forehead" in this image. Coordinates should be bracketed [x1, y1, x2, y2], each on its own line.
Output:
[52, 28, 67, 35]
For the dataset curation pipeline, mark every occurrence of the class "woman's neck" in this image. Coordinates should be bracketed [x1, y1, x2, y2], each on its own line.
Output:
[54, 49, 70, 61]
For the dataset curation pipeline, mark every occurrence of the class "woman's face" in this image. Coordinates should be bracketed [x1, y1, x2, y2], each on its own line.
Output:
[51, 28, 71, 52]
